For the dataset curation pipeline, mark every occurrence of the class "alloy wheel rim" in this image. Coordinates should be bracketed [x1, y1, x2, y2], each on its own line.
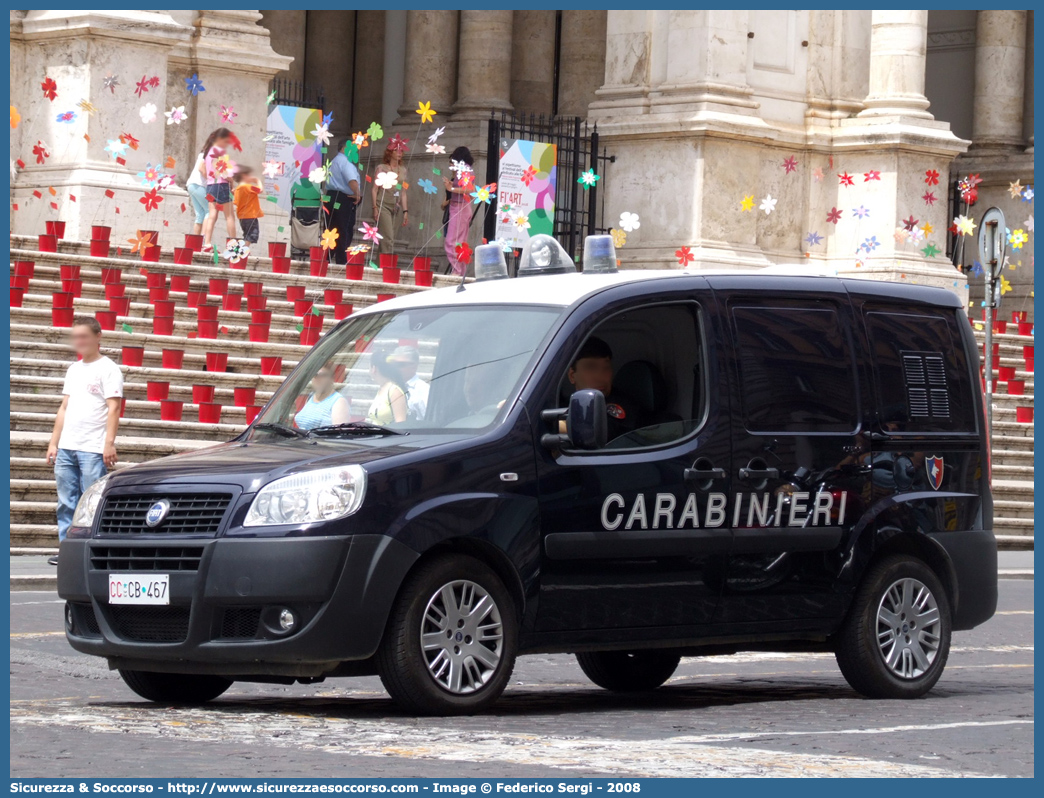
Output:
[420, 579, 504, 695]
[876, 577, 942, 679]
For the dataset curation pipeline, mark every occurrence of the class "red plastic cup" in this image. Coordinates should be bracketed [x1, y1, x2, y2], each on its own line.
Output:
[198, 402, 222, 424]
[1026, 358, 1035, 373]
[142, 245, 161, 263]
[271, 256, 291, 274]
[153, 316, 175, 335]
[52, 292, 75, 309]
[1024, 345, 1035, 360]
[61, 278, 82, 297]
[198, 320, 219, 339]
[414, 269, 433, 287]
[1016, 406, 1034, 423]
[251, 310, 272, 325]
[38, 234, 57, 252]
[170, 274, 191, 292]
[1007, 379, 1025, 396]
[379, 254, 399, 270]
[248, 323, 270, 343]
[10, 275, 29, 290]
[1012, 310, 1027, 323]
[184, 233, 204, 252]
[95, 310, 116, 330]
[310, 260, 329, 277]
[208, 278, 229, 296]
[146, 381, 169, 401]
[300, 327, 320, 346]
[10, 288, 25, 307]
[413, 256, 432, 271]
[92, 225, 111, 241]
[1018, 322, 1033, 336]
[149, 287, 170, 302]
[197, 304, 219, 323]
[260, 356, 282, 375]
[90, 240, 111, 258]
[377, 293, 395, 302]
[342, 263, 363, 281]
[121, 346, 144, 367]
[161, 348, 185, 369]
[268, 242, 287, 259]
[104, 283, 126, 299]
[324, 289, 343, 306]
[173, 247, 194, 265]
[205, 352, 228, 372]
[334, 302, 353, 320]
[160, 400, 184, 422]
[192, 384, 215, 404]
[246, 294, 268, 311]
[153, 299, 175, 318]
[309, 246, 324, 263]
[293, 299, 313, 317]
[243, 281, 263, 297]
[146, 272, 167, 289]
[59, 264, 79, 280]
[998, 366, 1016, 381]
[186, 290, 208, 308]
[244, 405, 262, 424]
[233, 387, 256, 407]
[52, 307, 74, 327]
[302, 313, 323, 330]
[222, 293, 242, 312]
[381, 267, 401, 284]
[46, 220, 67, 239]
[100, 267, 122, 285]
[14, 261, 34, 278]
[109, 297, 130, 316]
[993, 321, 1008, 334]
[286, 285, 306, 302]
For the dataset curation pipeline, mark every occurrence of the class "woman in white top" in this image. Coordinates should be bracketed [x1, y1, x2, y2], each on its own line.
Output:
[186, 151, 208, 236]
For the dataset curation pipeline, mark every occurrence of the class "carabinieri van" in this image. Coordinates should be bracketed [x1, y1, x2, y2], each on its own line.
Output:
[58, 234, 997, 715]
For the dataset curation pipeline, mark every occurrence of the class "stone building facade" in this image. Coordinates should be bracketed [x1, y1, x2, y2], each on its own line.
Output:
[9, 9, 1034, 308]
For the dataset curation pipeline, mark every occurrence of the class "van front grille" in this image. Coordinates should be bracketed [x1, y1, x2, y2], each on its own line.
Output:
[105, 605, 191, 643]
[219, 607, 262, 640]
[69, 602, 101, 637]
[98, 494, 232, 537]
[90, 546, 204, 572]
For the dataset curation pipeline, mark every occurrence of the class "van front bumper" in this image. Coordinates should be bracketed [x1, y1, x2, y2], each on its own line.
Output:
[57, 534, 418, 676]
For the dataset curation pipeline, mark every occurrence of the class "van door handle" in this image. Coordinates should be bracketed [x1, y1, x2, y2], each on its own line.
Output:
[684, 467, 725, 481]
[739, 467, 779, 481]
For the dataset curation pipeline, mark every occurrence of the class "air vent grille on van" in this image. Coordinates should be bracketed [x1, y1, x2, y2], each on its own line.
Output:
[901, 351, 950, 419]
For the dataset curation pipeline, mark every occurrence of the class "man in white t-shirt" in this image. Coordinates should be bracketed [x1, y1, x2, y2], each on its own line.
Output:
[46, 317, 124, 564]
[389, 345, 429, 421]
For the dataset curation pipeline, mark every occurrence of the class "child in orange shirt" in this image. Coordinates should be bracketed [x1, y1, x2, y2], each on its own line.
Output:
[232, 167, 264, 244]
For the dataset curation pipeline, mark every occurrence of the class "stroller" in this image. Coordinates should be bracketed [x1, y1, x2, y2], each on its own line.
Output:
[289, 179, 322, 260]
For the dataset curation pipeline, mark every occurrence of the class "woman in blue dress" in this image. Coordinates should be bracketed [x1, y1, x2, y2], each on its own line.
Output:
[294, 363, 350, 430]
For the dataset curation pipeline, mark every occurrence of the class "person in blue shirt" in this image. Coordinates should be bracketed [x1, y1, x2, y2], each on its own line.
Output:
[294, 363, 351, 430]
[325, 139, 363, 264]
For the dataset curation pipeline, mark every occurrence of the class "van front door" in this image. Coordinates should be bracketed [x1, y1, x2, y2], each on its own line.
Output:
[531, 294, 733, 640]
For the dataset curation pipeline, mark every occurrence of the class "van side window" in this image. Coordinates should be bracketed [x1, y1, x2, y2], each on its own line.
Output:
[731, 305, 858, 433]
[864, 310, 976, 433]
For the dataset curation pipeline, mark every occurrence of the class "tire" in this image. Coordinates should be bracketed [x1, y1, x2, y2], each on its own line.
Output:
[576, 650, 681, 692]
[377, 554, 518, 715]
[835, 554, 951, 699]
[119, 670, 232, 704]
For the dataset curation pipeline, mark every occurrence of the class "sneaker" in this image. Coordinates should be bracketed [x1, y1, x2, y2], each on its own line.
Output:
[47, 555, 59, 566]
[202, 244, 214, 254]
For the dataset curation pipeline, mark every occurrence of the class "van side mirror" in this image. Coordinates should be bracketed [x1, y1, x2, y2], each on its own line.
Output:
[566, 389, 607, 450]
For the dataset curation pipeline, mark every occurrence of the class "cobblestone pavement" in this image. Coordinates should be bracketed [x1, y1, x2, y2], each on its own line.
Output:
[10, 581, 1033, 778]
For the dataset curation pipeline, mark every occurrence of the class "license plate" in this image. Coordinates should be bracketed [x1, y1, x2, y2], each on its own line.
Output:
[108, 574, 170, 605]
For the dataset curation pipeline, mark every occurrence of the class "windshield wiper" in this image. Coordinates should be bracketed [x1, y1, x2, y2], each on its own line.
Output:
[254, 422, 311, 439]
[309, 422, 406, 437]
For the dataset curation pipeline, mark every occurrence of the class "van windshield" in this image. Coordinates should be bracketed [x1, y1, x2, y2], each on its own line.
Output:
[251, 305, 562, 438]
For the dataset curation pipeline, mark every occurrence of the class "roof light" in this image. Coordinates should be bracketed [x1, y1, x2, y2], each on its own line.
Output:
[517, 234, 575, 278]
[474, 243, 509, 281]
[582, 234, 618, 274]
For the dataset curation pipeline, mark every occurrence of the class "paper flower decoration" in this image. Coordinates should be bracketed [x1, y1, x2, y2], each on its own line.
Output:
[520, 166, 537, 187]
[1009, 229, 1028, 250]
[908, 226, 924, 244]
[138, 164, 162, 187]
[416, 101, 436, 123]
[347, 244, 369, 256]
[352, 131, 369, 149]
[610, 228, 627, 248]
[10, 105, 20, 129]
[134, 76, 150, 98]
[901, 215, 918, 231]
[138, 103, 157, 124]
[514, 214, 531, 232]
[455, 241, 473, 265]
[740, 195, 755, 212]
[148, 76, 160, 89]
[1022, 187, 1034, 202]
[227, 132, 243, 152]
[450, 159, 473, 177]
[838, 172, 854, 187]
[578, 169, 601, 188]
[428, 127, 445, 144]
[863, 170, 881, 182]
[220, 105, 237, 124]
[367, 122, 384, 141]
[224, 238, 250, 265]
[165, 106, 187, 125]
[492, 238, 513, 253]
[417, 178, 437, 195]
[78, 99, 97, 116]
[470, 184, 495, 205]
[425, 143, 445, 155]
[375, 170, 399, 191]
[676, 246, 694, 266]
[619, 212, 641, 232]
[266, 89, 277, 105]
[388, 134, 409, 153]
[826, 207, 842, 224]
[120, 132, 140, 151]
[104, 139, 129, 158]
[127, 231, 154, 254]
[359, 222, 382, 243]
[852, 205, 869, 219]
[921, 242, 940, 258]
[56, 111, 76, 123]
[321, 227, 339, 250]
[922, 191, 937, 206]
[954, 215, 976, 236]
[759, 196, 777, 215]
[262, 160, 283, 178]
[894, 228, 909, 245]
[139, 188, 163, 212]
[1000, 275, 1012, 295]
[861, 236, 880, 253]
[103, 73, 119, 93]
[322, 111, 334, 126]
[1008, 180, 1024, 199]
[211, 154, 236, 180]
[782, 156, 798, 174]
[1025, 215, 1034, 233]
[921, 222, 934, 236]
[345, 143, 360, 164]
[812, 167, 824, 183]
[805, 231, 823, 246]
[184, 73, 205, 96]
[156, 173, 175, 191]
[41, 77, 57, 102]
[308, 165, 328, 185]
[32, 141, 49, 165]
[924, 169, 940, 186]
[312, 123, 331, 147]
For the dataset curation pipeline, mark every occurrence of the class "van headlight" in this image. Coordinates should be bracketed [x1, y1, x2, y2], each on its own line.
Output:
[71, 474, 109, 528]
[244, 465, 367, 527]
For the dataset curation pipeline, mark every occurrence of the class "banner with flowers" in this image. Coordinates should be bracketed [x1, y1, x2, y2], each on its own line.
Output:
[263, 105, 323, 212]
[494, 138, 556, 248]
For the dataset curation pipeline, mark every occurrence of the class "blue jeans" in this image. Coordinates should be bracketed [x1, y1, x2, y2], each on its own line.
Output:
[55, 449, 107, 542]
[187, 183, 209, 225]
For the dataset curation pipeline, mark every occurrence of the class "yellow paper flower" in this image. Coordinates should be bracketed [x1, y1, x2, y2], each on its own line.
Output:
[10, 105, 20, 129]
[321, 227, 339, 250]
[920, 221, 934, 236]
[1000, 275, 1012, 295]
[740, 194, 754, 212]
[416, 100, 436, 124]
[610, 228, 627, 248]
[954, 215, 976, 236]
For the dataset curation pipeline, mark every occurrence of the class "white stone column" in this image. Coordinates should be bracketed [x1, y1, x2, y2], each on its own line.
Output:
[858, 10, 932, 118]
[302, 11, 355, 138]
[353, 11, 385, 129]
[971, 10, 1028, 150]
[452, 10, 514, 118]
[396, 10, 459, 123]
[557, 10, 608, 118]
[510, 11, 556, 115]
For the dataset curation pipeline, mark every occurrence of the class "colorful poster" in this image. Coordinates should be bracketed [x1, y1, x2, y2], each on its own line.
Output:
[263, 105, 323, 212]
[494, 138, 556, 248]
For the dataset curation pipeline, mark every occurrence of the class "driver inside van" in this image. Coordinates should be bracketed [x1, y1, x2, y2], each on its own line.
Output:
[563, 336, 643, 442]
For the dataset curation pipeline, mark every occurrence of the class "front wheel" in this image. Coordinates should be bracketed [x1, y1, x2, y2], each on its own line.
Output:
[119, 670, 232, 704]
[576, 650, 681, 692]
[835, 554, 951, 699]
[377, 555, 518, 715]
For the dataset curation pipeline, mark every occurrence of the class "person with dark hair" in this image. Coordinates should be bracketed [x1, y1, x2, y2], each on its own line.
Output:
[324, 138, 362, 264]
[371, 142, 409, 256]
[442, 146, 475, 276]
[566, 336, 642, 441]
[294, 362, 350, 430]
[232, 166, 264, 244]
[45, 317, 123, 564]
[199, 127, 235, 253]
[366, 348, 409, 425]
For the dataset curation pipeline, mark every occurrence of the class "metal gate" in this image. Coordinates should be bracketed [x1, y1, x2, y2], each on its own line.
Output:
[484, 111, 614, 260]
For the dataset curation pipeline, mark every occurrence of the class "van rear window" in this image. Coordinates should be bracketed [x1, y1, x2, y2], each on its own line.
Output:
[864, 310, 976, 433]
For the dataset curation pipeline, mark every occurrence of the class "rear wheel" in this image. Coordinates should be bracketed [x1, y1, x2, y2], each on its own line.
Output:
[377, 555, 518, 715]
[835, 554, 951, 698]
[576, 650, 681, 692]
[119, 670, 232, 704]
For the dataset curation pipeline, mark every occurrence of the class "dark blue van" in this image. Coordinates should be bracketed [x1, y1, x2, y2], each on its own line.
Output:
[58, 236, 997, 715]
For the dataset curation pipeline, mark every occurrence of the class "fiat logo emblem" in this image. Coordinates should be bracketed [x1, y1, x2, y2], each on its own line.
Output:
[145, 499, 171, 528]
